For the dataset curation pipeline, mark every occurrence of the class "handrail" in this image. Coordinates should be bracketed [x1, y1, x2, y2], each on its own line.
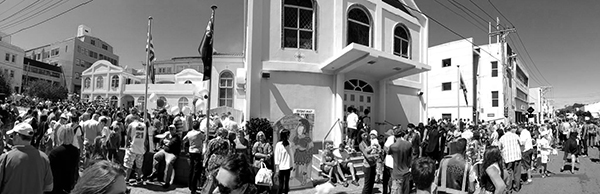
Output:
[322, 118, 341, 151]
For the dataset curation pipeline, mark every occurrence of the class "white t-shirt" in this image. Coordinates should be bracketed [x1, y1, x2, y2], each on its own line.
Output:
[346, 113, 359, 129]
[128, 121, 147, 154]
[274, 142, 293, 170]
[384, 135, 395, 168]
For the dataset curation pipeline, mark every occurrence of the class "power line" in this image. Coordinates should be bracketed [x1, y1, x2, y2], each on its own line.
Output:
[448, 0, 489, 26]
[515, 32, 551, 85]
[487, 0, 515, 27]
[0, 0, 69, 31]
[0, 0, 44, 24]
[0, 0, 25, 17]
[434, 0, 487, 33]
[506, 35, 544, 86]
[467, 0, 495, 21]
[2, 0, 94, 38]
[0, 0, 7, 6]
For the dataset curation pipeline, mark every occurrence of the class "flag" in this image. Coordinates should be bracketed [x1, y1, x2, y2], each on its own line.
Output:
[459, 73, 468, 106]
[198, 6, 216, 81]
[146, 30, 156, 84]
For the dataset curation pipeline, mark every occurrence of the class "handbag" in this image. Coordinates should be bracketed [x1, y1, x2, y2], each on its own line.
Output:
[255, 162, 273, 187]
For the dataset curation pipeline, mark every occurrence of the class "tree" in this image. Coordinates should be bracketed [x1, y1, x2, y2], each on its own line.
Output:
[0, 72, 12, 96]
[24, 80, 68, 101]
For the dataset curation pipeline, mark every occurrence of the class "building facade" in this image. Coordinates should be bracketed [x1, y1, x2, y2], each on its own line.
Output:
[529, 87, 554, 122]
[427, 39, 530, 123]
[22, 58, 64, 88]
[80, 54, 245, 115]
[0, 32, 25, 93]
[245, 0, 430, 148]
[25, 25, 119, 94]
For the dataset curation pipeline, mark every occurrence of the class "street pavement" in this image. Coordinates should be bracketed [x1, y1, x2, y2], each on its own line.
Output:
[129, 148, 600, 194]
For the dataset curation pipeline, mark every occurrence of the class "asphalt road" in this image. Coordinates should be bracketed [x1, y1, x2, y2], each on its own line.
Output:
[130, 148, 600, 194]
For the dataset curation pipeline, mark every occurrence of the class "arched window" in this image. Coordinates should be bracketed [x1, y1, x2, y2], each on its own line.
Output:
[344, 79, 374, 93]
[283, 0, 315, 49]
[394, 24, 410, 58]
[178, 97, 189, 109]
[218, 71, 234, 107]
[184, 80, 192, 84]
[82, 94, 90, 102]
[84, 77, 91, 88]
[347, 6, 371, 46]
[96, 76, 104, 89]
[111, 75, 119, 88]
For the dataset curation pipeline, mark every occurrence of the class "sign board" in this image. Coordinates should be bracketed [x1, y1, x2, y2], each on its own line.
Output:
[272, 109, 316, 189]
[527, 107, 535, 114]
[487, 113, 495, 117]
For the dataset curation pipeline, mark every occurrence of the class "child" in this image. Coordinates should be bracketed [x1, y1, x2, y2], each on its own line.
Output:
[537, 129, 552, 177]
[369, 130, 384, 183]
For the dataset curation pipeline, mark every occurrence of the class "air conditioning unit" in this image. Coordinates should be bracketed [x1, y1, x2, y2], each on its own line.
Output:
[236, 68, 246, 89]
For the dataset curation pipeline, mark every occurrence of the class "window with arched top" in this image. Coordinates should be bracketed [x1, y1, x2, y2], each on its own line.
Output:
[111, 75, 119, 88]
[394, 24, 410, 59]
[283, 0, 315, 49]
[184, 80, 192, 84]
[178, 97, 189, 109]
[84, 77, 91, 88]
[344, 79, 374, 93]
[218, 71, 234, 107]
[96, 76, 104, 89]
[137, 96, 145, 107]
[347, 6, 371, 47]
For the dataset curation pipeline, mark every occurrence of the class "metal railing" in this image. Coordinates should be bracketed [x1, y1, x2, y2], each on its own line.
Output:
[322, 118, 341, 151]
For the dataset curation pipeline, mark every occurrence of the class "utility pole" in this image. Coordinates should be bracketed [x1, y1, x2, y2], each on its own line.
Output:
[489, 17, 516, 124]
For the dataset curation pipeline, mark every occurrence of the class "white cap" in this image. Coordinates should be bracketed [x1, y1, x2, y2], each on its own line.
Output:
[8, 123, 34, 136]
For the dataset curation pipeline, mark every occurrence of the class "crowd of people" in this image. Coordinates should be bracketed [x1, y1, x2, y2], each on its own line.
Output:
[315, 106, 599, 194]
[0, 99, 263, 194]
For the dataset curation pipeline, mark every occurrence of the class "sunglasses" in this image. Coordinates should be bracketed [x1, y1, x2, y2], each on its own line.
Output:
[215, 181, 241, 194]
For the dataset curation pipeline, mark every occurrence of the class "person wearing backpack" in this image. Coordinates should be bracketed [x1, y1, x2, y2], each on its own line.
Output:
[433, 138, 476, 194]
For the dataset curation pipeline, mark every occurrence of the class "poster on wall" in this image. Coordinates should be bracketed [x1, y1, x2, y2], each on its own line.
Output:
[272, 109, 315, 189]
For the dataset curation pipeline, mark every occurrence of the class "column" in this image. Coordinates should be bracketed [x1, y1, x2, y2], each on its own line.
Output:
[332, 73, 345, 147]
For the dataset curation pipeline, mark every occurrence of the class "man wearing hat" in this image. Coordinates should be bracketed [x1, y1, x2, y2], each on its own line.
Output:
[148, 125, 182, 188]
[0, 123, 53, 193]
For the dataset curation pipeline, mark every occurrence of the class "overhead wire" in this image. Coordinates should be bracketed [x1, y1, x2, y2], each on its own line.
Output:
[486, 0, 552, 85]
[397, 1, 504, 64]
[0, 0, 26, 17]
[0, 0, 7, 6]
[447, 0, 489, 27]
[467, 0, 495, 21]
[506, 35, 544, 86]
[0, 0, 44, 24]
[0, 0, 70, 31]
[434, 0, 487, 33]
[2, 0, 95, 38]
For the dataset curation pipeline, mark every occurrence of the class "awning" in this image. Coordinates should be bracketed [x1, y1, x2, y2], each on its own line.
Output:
[320, 43, 430, 80]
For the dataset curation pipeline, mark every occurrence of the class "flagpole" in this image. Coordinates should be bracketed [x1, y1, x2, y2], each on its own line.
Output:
[203, 5, 217, 154]
[457, 65, 461, 131]
[144, 16, 152, 124]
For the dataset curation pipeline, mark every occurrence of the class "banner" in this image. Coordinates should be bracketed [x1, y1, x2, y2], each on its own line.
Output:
[273, 110, 315, 189]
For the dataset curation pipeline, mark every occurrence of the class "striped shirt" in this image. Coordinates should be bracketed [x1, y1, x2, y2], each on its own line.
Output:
[499, 131, 522, 163]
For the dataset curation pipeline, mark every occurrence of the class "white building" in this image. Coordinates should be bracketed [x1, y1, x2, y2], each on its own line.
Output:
[529, 87, 553, 123]
[0, 32, 25, 93]
[80, 54, 244, 116]
[427, 38, 530, 123]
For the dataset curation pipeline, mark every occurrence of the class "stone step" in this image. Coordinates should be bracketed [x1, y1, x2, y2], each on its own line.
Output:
[311, 149, 366, 180]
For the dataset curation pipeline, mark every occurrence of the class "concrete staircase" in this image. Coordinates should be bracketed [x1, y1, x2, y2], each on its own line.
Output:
[311, 149, 365, 181]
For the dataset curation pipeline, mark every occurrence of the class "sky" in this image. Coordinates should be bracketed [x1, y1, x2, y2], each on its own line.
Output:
[2, 0, 600, 108]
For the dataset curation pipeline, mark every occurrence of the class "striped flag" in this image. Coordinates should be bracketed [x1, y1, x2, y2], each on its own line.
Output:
[146, 29, 156, 83]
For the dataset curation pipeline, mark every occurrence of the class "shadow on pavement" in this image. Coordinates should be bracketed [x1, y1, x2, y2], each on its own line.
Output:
[129, 182, 186, 192]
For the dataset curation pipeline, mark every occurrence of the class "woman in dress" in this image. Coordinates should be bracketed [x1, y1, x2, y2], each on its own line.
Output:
[274, 129, 293, 194]
[202, 128, 231, 194]
[292, 119, 313, 185]
[479, 146, 506, 194]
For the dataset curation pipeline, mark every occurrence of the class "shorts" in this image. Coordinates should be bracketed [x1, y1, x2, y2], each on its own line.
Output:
[540, 154, 549, 163]
[390, 173, 412, 194]
[340, 162, 351, 175]
[123, 149, 144, 169]
[522, 149, 533, 170]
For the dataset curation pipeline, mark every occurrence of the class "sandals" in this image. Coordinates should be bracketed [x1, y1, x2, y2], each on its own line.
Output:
[342, 181, 349, 187]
